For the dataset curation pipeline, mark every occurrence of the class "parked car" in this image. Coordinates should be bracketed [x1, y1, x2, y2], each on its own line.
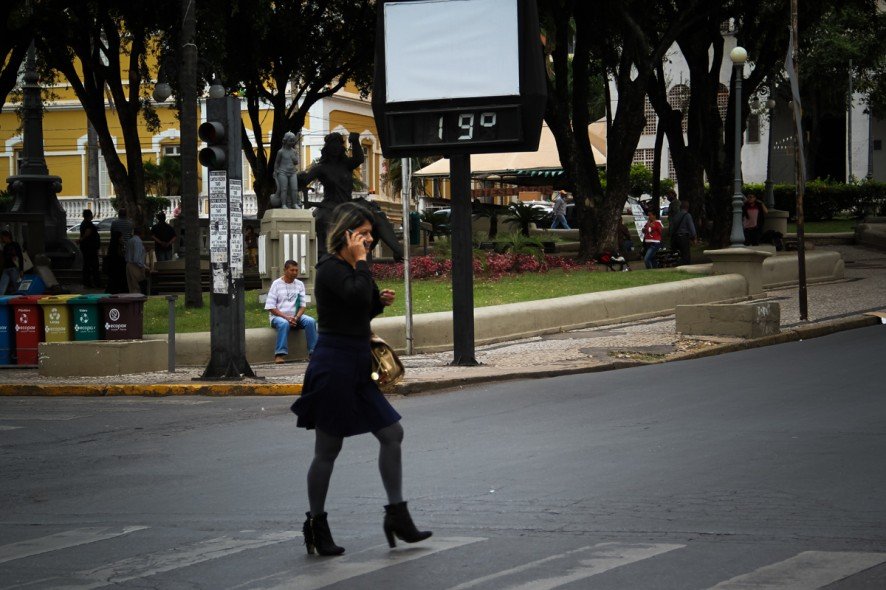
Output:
[66, 217, 115, 243]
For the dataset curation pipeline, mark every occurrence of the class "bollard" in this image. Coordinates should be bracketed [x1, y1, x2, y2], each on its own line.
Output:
[166, 295, 177, 373]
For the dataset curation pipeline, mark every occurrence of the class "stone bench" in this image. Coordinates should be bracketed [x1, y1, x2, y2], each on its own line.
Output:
[676, 301, 780, 339]
[855, 217, 886, 251]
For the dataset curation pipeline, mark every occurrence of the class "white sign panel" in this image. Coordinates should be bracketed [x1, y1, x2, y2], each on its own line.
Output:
[384, 0, 519, 103]
[208, 170, 228, 264]
[628, 198, 647, 240]
[212, 265, 228, 295]
[229, 179, 244, 279]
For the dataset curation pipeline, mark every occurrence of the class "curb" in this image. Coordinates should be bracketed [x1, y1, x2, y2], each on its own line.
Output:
[662, 313, 882, 363]
[0, 383, 301, 397]
[0, 314, 879, 397]
[393, 360, 649, 396]
[392, 313, 882, 395]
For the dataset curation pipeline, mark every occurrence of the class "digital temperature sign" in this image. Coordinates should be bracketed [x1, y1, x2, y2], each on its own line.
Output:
[387, 106, 523, 151]
[372, 0, 546, 157]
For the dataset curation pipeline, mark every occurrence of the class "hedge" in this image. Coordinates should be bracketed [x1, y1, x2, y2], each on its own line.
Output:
[740, 180, 886, 221]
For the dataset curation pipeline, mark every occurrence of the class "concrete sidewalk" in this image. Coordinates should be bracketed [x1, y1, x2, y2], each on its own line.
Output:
[0, 244, 883, 397]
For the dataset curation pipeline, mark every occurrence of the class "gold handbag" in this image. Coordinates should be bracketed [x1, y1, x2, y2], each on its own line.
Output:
[370, 334, 405, 391]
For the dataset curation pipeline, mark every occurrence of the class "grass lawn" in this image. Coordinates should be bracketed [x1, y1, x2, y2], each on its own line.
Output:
[143, 268, 691, 334]
[787, 217, 857, 234]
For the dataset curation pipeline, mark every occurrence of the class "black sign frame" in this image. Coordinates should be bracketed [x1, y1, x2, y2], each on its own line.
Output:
[371, 0, 546, 158]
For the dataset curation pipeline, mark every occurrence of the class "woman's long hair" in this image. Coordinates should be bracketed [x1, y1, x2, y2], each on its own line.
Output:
[326, 201, 375, 254]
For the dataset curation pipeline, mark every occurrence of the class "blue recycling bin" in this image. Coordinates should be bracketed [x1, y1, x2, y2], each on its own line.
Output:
[0, 295, 16, 364]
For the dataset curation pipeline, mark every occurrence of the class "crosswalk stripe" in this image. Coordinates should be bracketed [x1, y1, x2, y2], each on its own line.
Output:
[260, 536, 486, 590]
[51, 530, 301, 590]
[708, 550, 886, 589]
[0, 526, 148, 565]
[446, 545, 597, 590]
[475, 543, 685, 590]
[0, 425, 22, 430]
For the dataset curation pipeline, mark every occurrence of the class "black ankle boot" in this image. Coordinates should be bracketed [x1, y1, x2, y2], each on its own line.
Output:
[383, 502, 432, 548]
[303, 512, 345, 556]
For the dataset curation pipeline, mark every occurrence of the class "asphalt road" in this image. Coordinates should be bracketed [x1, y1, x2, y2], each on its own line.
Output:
[1, 325, 885, 589]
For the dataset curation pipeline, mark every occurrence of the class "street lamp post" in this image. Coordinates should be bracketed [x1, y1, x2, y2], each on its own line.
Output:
[730, 46, 748, 248]
[764, 97, 776, 209]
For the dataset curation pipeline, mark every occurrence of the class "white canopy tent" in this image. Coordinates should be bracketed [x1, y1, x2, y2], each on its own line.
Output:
[412, 120, 606, 182]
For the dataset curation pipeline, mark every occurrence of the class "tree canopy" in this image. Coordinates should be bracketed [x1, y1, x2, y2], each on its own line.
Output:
[191, 0, 376, 216]
[33, 0, 178, 229]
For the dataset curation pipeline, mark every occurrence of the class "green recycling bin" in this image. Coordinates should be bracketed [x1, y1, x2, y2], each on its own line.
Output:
[70, 294, 109, 341]
[37, 294, 78, 343]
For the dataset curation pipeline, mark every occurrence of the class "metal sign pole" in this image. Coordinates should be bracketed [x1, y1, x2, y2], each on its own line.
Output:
[401, 158, 414, 355]
[198, 96, 255, 379]
[450, 153, 477, 366]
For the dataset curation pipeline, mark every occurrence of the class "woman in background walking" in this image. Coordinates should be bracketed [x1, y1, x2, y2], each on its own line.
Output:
[291, 201, 431, 556]
[642, 211, 664, 269]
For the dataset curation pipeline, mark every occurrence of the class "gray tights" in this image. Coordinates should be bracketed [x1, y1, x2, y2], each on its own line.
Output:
[307, 422, 404, 516]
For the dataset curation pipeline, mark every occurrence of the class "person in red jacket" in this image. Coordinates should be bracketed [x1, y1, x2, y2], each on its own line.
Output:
[642, 211, 664, 269]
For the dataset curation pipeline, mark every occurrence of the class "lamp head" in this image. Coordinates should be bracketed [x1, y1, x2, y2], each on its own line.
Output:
[208, 80, 225, 99]
[766, 98, 776, 109]
[730, 46, 748, 65]
[152, 82, 172, 103]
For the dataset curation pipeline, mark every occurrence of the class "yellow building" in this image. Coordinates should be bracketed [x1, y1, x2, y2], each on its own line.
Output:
[0, 65, 394, 221]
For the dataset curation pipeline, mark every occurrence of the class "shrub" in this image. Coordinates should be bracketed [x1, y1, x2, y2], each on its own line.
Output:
[728, 180, 886, 221]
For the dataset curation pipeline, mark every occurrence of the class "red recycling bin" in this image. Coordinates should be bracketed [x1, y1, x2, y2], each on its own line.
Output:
[11, 295, 44, 366]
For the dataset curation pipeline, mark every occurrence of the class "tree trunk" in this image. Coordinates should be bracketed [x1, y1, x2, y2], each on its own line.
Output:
[652, 122, 665, 214]
[180, 0, 202, 308]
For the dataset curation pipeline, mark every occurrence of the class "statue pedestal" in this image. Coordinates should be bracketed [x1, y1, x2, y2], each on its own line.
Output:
[704, 248, 773, 296]
[259, 209, 316, 293]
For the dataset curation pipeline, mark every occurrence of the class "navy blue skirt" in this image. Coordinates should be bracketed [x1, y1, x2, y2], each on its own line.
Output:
[291, 333, 401, 437]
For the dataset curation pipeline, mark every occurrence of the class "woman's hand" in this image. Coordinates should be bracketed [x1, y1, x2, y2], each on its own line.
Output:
[346, 229, 369, 262]
[380, 289, 396, 306]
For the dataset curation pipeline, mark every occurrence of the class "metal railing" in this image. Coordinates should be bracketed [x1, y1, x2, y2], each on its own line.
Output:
[58, 194, 260, 222]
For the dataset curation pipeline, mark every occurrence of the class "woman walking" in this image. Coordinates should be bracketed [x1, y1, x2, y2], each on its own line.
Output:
[642, 211, 664, 269]
[291, 202, 431, 556]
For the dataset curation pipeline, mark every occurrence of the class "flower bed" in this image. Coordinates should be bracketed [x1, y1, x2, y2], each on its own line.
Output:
[372, 253, 596, 280]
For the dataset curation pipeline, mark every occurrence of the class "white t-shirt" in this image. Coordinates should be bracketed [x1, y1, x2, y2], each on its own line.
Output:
[265, 277, 306, 321]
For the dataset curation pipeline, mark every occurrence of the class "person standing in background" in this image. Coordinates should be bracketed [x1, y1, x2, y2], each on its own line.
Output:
[668, 200, 697, 265]
[110, 208, 134, 244]
[124, 227, 147, 294]
[150, 211, 177, 262]
[103, 231, 127, 294]
[79, 209, 101, 288]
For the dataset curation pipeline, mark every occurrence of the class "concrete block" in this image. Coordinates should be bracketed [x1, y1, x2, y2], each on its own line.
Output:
[39, 340, 167, 377]
[676, 301, 780, 338]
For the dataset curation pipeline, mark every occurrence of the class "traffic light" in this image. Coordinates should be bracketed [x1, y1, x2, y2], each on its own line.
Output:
[198, 120, 227, 170]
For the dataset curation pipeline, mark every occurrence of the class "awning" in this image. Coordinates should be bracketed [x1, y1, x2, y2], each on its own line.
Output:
[412, 120, 606, 182]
